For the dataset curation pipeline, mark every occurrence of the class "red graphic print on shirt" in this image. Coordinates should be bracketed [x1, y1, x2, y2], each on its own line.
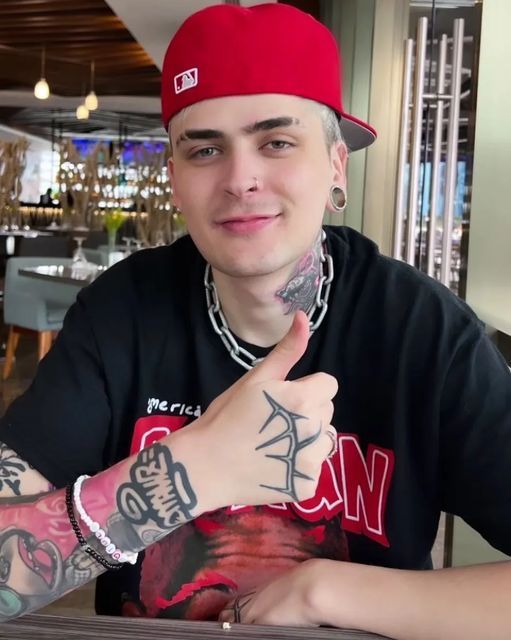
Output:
[123, 414, 394, 620]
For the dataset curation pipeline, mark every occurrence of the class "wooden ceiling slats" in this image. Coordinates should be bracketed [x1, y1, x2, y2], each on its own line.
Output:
[1, 35, 134, 46]
[0, 51, 86, 82]
[0, 16, 120, 26]
[0, 0, 103, 6]
[0, 24, 124, 35]
[0, 0, 164, 139]
[0, 0, 161, 92]
[0, 6, 112, 14]
[48, 49, 151, 60]
[0, 45, 153, 74]
[0, 59, 155, 86]
[0, 0, 110, 13]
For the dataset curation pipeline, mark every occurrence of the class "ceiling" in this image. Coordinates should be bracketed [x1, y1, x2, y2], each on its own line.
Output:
[0, 0, 165, 139]
[0, 0, 161, 96]
[0, 0, 319, 142]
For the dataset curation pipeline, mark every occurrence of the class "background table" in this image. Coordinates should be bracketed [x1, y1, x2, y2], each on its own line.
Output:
[0, 230, 53, 238]
[0, 614, 390, 639]
[19, 264, 105, 286]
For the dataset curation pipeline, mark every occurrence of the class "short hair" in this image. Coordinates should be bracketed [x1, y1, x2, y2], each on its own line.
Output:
[315, 102, 345, 150]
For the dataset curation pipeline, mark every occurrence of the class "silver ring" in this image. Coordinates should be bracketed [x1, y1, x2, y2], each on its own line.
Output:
[326, 430, 338, 458]
[233, 597, 242, 623]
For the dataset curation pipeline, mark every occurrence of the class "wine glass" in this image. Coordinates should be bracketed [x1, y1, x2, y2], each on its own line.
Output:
[154, 230, 165, 247]
[122, 236, 133, 255]
[72, 236, 97, 279]
[72, 237, 87, 265]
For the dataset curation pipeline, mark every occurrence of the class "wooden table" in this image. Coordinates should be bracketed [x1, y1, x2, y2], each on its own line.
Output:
[0, 614, 390, 639]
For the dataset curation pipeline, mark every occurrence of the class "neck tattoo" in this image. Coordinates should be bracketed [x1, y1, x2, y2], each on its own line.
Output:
[275, 235, 322, 314]
[204, 229, 334, 371]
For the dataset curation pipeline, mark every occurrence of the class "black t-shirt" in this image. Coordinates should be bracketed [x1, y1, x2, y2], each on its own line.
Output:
[1, 226, 510, 619]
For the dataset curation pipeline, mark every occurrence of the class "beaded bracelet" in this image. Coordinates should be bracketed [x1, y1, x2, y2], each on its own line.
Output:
[72, 474, 138, 565]
[65, 483, 124, 571]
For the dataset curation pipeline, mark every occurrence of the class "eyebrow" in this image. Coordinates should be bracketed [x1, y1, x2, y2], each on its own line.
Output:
[175, 116, 301, 147]
[175, 129, 224, 147]
[242, 116, 300, 134]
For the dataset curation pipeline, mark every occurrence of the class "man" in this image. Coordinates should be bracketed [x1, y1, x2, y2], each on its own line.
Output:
[39, 188, 53, 205]
[0, 4, 510, 638]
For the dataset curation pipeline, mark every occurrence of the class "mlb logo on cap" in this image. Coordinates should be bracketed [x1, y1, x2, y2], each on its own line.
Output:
[174, 68, 198, 95]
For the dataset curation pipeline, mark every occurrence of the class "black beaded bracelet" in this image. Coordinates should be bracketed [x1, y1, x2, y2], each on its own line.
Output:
[65, 482, 124, 571]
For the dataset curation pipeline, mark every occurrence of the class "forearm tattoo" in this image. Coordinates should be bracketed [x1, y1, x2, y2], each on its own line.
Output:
[0, 505, 102, 621]
[0, 399, 321, 621]
[256, 391, 321, 501]
[116, 443, 197, 530]
[0, 439, 199, 621]
[275, 233, 321, 314]
[0, 444, 31, 496]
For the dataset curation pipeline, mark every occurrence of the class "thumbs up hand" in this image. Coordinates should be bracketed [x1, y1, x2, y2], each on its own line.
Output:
[193, 311, 339, 511]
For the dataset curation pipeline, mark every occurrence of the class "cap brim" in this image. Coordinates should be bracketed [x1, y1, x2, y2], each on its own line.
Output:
[339, 113, 377, 152]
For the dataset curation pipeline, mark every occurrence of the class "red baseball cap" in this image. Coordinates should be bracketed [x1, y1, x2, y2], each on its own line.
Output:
[161, 3, 376, 152]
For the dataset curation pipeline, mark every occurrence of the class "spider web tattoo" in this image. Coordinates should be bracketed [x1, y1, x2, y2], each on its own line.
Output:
[255, 391, 321, 501]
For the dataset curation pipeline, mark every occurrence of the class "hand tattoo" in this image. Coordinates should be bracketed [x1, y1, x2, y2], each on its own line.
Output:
[117, 443, 197, 530]
[275, 234, 321, 314]
[256, 392, 321, 501]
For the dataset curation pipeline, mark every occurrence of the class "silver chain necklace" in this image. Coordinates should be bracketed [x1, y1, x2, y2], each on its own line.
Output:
[204, 230, 334, 371]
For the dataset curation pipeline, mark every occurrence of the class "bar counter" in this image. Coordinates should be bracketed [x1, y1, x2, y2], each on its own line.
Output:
[0, 614, 390, 639]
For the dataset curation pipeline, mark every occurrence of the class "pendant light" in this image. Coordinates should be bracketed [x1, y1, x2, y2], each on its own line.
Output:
[34, 47, 50, 100]
[76, 79, 90, 120]
[85, 60, 98, 111]
[76, 103, 89, 120]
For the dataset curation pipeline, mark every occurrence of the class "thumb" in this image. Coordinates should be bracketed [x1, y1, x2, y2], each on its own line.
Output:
[251, 310, 310, 382]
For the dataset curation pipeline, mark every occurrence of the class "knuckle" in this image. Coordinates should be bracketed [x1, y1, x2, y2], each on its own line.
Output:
[301, 457, 322, 480]
[299, 477, 320, 501]
[323, 401, 334, 423]
[322, 373, 339, 395]
[293, 397, 309, 415]
[302, 419, 321, 438]
[298, 456, 323, 484]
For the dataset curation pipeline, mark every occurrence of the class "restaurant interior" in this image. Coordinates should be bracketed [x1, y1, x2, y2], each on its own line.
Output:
[0, 0, 509, 633]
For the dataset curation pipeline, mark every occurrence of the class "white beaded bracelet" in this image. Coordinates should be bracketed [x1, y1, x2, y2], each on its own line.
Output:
[73, 474, 138, 565]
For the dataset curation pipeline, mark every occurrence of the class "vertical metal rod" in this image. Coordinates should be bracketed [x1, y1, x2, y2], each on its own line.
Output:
[440, 18, 464, 286]
[393, 39, 414, 260]
[406, 17, 428, 265]
[427, 34, 448, 277]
